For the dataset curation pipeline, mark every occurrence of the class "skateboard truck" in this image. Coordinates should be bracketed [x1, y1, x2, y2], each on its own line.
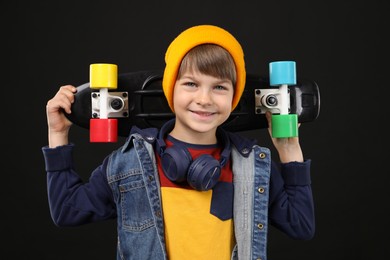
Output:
[89, 63, 128, 142]
[255, 61, 298, 138]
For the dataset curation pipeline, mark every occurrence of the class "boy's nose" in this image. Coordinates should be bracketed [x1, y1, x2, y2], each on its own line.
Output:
[195, 89, 212, 105]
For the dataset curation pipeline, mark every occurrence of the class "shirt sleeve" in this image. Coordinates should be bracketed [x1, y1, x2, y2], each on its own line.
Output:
[268, 159, 315, 240]
[42, 144, 117, 226]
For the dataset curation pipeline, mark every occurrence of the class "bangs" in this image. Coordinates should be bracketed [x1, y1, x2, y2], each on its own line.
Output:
[178, 44, 236, 85]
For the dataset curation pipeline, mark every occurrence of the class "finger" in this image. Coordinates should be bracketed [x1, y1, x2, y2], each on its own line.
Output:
[47, 98, 70, 115]
[47, 90, 74, 114]
[60, 85, 77, 92]
[57, 86, 77, 110]
[58, 85, 77, 102]
[265, 111, 272, 128]
[58, 98, 73, 114]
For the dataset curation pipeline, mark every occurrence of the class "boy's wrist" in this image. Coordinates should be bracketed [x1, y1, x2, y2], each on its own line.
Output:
[48, 131, 69, 148]
[278, 147, 304, 163]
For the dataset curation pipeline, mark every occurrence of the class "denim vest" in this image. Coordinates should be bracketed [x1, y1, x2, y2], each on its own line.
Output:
[106, 131, 271, 260]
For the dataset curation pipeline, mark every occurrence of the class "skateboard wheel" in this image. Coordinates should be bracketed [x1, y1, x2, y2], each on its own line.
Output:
[90, 118, 118, 142]
[269, 61, 296, 86]
[90, 64, 118, 89]
[271, 114, 298, 138]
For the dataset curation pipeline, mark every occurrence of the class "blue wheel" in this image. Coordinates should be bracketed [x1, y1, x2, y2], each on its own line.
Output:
[269, 61, 296, 86]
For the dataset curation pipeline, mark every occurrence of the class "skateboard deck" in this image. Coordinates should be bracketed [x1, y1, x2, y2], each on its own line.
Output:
[66, 70, 320, 137]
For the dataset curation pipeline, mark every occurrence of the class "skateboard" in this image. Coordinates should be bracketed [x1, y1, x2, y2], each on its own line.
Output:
[65, 63, 320, 142]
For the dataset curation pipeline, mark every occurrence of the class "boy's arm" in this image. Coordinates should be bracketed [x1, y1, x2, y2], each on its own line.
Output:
[265, 112, 315, 239]
[268, 160, 315, 240]
[44, 86, 116, 225]
[42, 144, 116, 226]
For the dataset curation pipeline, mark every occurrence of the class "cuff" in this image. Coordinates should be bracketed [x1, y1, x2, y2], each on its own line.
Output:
[281, 159, 311, 185]
[41, 144, 74, 172]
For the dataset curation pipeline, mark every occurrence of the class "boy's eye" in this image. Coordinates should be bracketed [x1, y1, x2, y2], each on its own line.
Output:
[184, 82, 196, 87]
[215, 85, 228, 90]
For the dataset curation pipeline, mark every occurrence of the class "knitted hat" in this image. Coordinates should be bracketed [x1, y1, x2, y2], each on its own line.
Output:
[162, 25, 246, 112]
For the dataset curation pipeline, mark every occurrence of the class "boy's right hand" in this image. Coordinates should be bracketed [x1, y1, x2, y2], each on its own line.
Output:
[46, 85, 77, 147]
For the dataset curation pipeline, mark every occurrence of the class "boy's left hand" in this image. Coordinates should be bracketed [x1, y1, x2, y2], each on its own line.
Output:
[265, 111, 304, 163]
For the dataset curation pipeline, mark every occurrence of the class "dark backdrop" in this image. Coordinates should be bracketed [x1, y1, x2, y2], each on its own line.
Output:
[2, 0, 387, 259]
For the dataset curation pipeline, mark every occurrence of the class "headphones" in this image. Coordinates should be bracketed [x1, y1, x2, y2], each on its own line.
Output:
[156, 119, 231, 191]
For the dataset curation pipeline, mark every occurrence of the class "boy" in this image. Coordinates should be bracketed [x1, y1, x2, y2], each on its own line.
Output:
[43, 24, 315, 260]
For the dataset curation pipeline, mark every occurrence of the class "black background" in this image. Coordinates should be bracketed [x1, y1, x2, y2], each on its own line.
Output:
[2, 0, 388, 259]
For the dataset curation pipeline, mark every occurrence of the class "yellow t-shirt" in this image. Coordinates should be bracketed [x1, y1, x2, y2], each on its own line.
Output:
[158, 139, 234, 260]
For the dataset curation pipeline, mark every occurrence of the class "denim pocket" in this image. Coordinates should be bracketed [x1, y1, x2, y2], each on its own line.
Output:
[118, 177, 154, 232]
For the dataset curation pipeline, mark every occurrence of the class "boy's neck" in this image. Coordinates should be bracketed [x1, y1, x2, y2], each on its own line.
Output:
[169, 127, 217, 145]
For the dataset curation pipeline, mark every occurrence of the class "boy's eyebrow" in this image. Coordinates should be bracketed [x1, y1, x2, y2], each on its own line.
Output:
[179, 73, 232, 83]
[179, 77, 233, 87]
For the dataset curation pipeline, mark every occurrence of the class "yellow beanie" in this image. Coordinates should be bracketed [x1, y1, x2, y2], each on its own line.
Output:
[163, 24, 246, 112]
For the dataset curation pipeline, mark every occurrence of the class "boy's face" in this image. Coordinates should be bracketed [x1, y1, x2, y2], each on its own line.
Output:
[171, 69, 234, 143]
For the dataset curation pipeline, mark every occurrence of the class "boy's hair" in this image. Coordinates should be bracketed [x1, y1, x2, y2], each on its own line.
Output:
[177, 44, 236, 87]
[163, 24, 246, 112]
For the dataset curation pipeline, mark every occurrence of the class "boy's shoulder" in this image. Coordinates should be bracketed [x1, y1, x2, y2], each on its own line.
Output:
[128, 125, 159, 142]
[221, 128, 258, 158]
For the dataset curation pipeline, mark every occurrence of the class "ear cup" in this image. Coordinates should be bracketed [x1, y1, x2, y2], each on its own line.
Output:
[187, 154, 221, 191]
[161, 146, 192, 182]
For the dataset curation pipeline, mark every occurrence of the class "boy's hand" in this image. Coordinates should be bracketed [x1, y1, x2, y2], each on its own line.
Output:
[265, 111, 304, 163]
[46, 85, 77, 147]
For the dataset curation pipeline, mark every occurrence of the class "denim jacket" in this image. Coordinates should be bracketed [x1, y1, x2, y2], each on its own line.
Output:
[42, 125, 314, 260]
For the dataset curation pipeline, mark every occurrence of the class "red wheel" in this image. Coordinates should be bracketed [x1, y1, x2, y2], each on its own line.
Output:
[90, 118, 118, 143]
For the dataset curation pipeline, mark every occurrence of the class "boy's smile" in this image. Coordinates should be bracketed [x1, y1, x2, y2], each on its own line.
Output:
[170, 70, 234, 144]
